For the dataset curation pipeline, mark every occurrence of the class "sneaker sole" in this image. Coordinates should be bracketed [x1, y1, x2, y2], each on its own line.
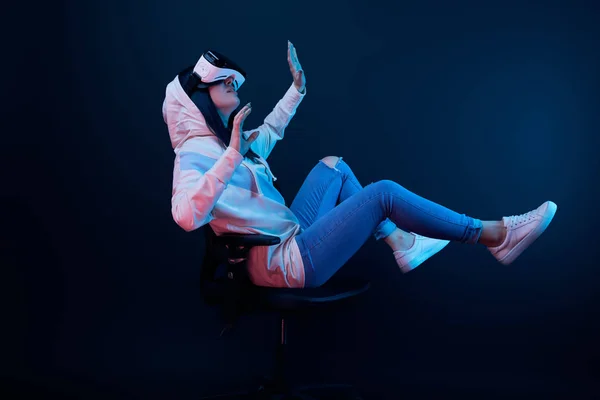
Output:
[498, 201, 558, 265]
[400, 240, 450, 274]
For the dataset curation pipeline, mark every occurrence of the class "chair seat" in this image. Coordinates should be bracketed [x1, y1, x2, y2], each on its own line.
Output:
[214, 233, 281, 246]
[255, 278, 370, 312]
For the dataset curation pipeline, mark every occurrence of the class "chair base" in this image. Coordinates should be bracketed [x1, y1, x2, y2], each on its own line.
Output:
[200, 381, 363, 400]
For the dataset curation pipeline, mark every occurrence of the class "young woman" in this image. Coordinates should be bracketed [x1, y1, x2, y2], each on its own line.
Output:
[162, 42, 557, 289]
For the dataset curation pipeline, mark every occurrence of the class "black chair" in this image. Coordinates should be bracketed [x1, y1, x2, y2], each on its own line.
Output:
[199, 222, 370, 400]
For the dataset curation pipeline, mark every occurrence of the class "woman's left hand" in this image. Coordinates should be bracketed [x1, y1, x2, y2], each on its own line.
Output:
[288, 41, 305, 93]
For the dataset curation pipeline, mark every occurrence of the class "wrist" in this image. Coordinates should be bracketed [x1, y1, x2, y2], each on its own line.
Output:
[294, 84, 305, 94]
[226, 145, 242, 157]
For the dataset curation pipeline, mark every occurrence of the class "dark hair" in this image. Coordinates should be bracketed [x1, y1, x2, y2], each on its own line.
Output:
[189, 88, 260, 163]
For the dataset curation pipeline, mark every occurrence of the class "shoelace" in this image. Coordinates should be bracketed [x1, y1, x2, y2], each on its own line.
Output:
[508, 211, 536, 228]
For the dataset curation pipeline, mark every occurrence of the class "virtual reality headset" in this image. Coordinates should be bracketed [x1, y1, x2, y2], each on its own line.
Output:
[192, 50, 246, 91]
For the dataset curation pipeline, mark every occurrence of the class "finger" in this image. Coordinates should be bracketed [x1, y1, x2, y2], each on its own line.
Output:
[237, 107, 252, 127]
[234, 104, 249, 121]
[290, 42, 299, 62]
[234, 103, 252, 124]
[247, 131, 260, 144]
[291, 55, 301, 71]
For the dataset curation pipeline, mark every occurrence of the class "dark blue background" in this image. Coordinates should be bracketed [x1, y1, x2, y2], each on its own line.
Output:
[2, 0, 599, 398]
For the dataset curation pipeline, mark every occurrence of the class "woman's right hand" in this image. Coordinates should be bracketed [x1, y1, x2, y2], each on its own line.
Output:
[229, 103, 260, 156]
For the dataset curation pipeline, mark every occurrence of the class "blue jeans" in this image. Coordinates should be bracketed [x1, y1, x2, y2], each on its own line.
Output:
[291, 158, 483, 288]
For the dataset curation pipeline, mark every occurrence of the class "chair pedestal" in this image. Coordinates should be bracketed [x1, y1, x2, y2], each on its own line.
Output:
[200, 229, 369, 400]
[201, 314, 365, 400]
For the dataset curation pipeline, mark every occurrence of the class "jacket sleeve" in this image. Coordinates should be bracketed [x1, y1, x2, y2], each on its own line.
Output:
[171, 146, 243, 232]
[244, 83, 306, 160]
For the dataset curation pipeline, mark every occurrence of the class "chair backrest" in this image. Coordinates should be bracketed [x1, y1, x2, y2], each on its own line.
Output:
[198, 179, 286, 327]
[199, 224, 228, 305]
[200, 223, 262, 334]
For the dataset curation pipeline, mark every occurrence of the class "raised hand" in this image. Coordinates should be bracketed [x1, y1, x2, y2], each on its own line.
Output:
[229, 103, 259, 156]
[288, 41, 306, 93]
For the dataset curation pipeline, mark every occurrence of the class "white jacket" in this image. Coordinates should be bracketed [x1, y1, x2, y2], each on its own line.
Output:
[162, 74, 307, 288]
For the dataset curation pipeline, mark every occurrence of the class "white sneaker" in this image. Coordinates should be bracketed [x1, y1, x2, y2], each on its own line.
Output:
[488, 201, 557, 265]
[394, 234, 450, 274]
